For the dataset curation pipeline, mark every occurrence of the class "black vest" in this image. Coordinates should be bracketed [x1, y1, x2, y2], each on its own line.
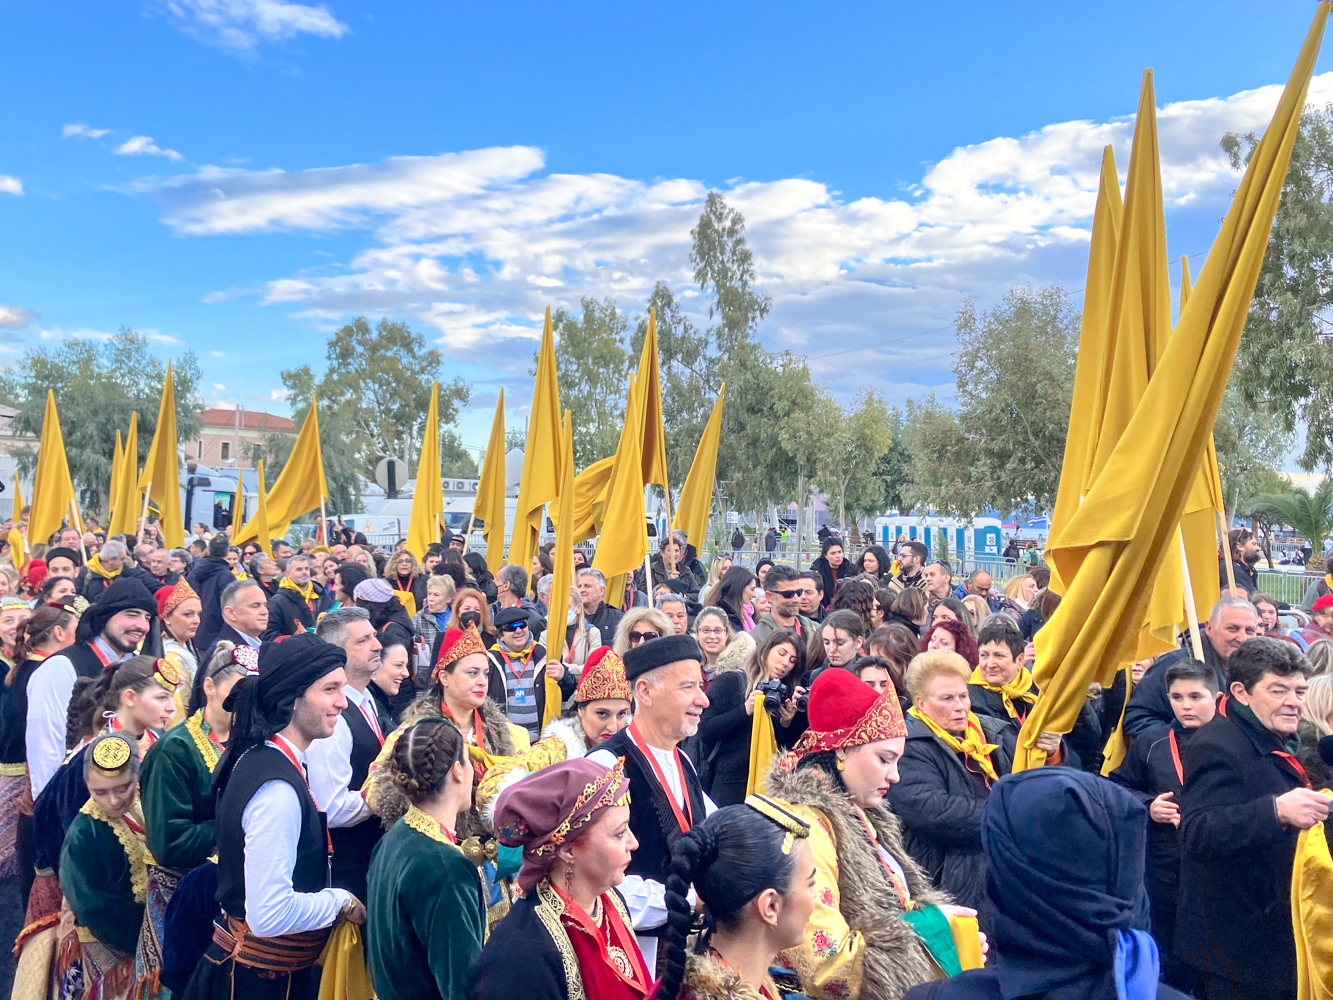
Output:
[0, 657, 42, 763]
[66, 642, 111, 680]
[327, 703, 385, 900]
[216, 744, 329, 922]
[596, 727, 705, 918]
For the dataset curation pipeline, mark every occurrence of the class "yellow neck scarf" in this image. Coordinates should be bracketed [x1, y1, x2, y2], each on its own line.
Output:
[279, 576, 316, 604]
[909, 706, 1000, 781]
[969, 666, 1036, 720]
[86, 553, 120, 581]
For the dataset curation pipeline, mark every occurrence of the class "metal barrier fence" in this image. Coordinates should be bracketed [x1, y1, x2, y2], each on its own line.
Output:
[703, 548, 1039, 584]
[1255, 569, 1321, 606]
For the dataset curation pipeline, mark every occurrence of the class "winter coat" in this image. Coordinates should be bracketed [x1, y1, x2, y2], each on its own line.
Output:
[697, 670, 807, 807]
[262, 585, 317, 640]
[1175, 701, 1307, 989]
[1123, 638, 1226, 738]
[189, 556, 237, 651]
[677, 949, 783, 1000]
[748, 613, 819, 649]
[889, 713, 1015, 911]
[968, 681, 1103, 773]
[809, 556, 852, 612]
[715, 600, 746, 634]
[1220, 558, 1259, 595]
[1107, 723, 1191, 891]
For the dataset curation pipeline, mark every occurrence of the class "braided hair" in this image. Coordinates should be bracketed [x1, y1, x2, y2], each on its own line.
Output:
[66, 654, 160, 748]
[377, 717, 466, 829]
[653, 804, 805, 1000]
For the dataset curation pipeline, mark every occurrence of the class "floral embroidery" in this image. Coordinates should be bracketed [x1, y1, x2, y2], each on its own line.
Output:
[819, 886, 835, 906]
[811, 929, 836, 957]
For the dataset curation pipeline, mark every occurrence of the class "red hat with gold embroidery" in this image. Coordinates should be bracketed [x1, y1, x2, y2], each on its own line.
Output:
[783, 667, 906, 767]
[156, 578, 199, 619]
[434, 625, 488, 680]
[574, 646, 632, 704]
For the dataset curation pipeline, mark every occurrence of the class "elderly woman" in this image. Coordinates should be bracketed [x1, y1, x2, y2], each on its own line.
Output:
[384, 548, 426, 615]
[692, 606, 756, 689]
[612, 606, 675, 656]
[890, 650, 1014, 910]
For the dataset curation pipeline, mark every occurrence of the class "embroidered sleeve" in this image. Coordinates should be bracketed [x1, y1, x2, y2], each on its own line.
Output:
[779, 805, 864, 1000]
[476, 737, 570, 819]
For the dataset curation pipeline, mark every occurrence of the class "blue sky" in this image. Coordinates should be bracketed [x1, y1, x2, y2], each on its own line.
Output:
[1, 1, 1330, 458]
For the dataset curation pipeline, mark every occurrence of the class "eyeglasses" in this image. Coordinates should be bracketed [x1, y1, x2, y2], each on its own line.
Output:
[629, 631, 660, 644]
[696, 627, 727, 638]
[773, 589, 802, 599]
[500, 621, 529, 633]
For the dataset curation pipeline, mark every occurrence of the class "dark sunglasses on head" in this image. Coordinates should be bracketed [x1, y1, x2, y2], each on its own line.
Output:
[500, 621, 529, 633]
[629, 631, 659, 644]
[773, 589, 802, 599]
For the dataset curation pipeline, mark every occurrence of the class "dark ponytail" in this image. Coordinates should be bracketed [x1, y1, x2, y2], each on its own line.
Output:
[10, 605, 74, 686]
[652, 805, 802, 1000]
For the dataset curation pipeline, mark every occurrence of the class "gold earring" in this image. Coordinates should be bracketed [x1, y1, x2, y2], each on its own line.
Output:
[565, 862, 575, 892]
[836, 755, 846, 771]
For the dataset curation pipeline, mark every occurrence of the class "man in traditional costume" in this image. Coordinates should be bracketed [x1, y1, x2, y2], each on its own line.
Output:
[587, 633, 714, 971]
[180, 633, 363, 1000]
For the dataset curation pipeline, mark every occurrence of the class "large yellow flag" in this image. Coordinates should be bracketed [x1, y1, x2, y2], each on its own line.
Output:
[1015, 3, 1329, 770]
[474, 390, 508, 573]
[110, 430, 124, 518]
[512, 309, 562, 575]
[232, 458, 245, 538]
[592, 378, 648, 610]
[235, 398, 327, 542]
[672, 385, 725, 551]
[138, 362, 185, 548]
[1177, 255, 1227, 623]
[1047, 149, 1122, 593]
[29, 390, 79, 546]
[9, 472, 25, 571]
[635, 307, 669, 491]
[544, 409, 577, 730]
[406, 382, 444, 561]
[252, 460, 273, 558]
[550, 456, 615, 544]
[107, 412, 140, 538]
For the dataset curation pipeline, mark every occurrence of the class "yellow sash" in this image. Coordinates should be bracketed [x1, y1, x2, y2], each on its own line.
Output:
[279, 575, 317, 605]
[85, 553, 120, 581]
[969, 666, 1036, 720]
[908, 707, 999, 781]
[747, 700, 778, 796]
[1292, 789, 1333, 1000]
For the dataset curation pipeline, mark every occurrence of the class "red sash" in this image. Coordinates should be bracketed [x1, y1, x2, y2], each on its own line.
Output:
[1169, 730, 1184, 787]
[355, 699, 384, 745]
[553, 884, 650, 997]
[1273, 750, 1313, 789]
[494, 644, 535, 683]
[627, 722, 692, 834]
[271, 735, 334, 854]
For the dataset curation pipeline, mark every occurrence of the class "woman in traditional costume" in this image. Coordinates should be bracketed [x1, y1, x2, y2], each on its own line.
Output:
[475, 646, 633, 822]
[55, 732, 149, 1000]
[652, 795, 817, 1000]
[131, 644, 249, 1000]
[156, 580, 202, 727]
[364, 718, 484, 1000]
[766, 668, 978, 1000]
[469, 757, 651, 1000]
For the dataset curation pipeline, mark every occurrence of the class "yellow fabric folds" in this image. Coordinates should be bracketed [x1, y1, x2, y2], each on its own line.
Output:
[406, 381, 445, 561]
[316, 921, 373, 1000]
[107, 412, 140, 539]
[550, 455, 614, 544]
[251, 461, 273, 558]
[473, 389, 507, 573]
[1016, 5, 1329, 770]
[138, 361, 185, 548]
[545, 408, 577, 735]
[634, 306, 669, 492]
[1292, 788, 1333, 1000]
[1100, 665, 1134, 776]
[949, 914, 985, 972]
[908, 707, 999, 782]
[673, 385, 725, 552]
[512, 308, 562, 578]
[968, 667, 1035, 721]
[236, 397, 327, 543]
[9, 471, 24, 571]
[747, 699, 777, 797]
[29, 390, 79, 546]
[592, 377, 648, 610]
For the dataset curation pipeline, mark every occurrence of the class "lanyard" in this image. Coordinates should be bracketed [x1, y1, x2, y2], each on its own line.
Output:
[438, 822, 458, 845]
[1273, 750, 1313, 789]
[857, 809, 910, 910]
[91, 641, 115, 669]
[1169, 730, 1185, 788]
[350, 693, 384, 745]
[443, 703, 485, 750]
[271, 735, 334, 854]
[627, 722, 692, 834]
[552, 883, 651, 994]
[495, 644, 534, 683]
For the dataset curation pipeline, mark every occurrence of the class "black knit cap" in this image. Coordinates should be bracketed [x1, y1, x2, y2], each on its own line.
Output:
[76, 577, 157, 643]
[45, 546, 82, 568]
[622, 633, 703, 681]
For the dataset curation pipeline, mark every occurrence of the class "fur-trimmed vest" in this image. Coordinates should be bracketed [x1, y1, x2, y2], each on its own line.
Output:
[478, 716, 590, 825]
[679, 951, 779, 1000]
[765, 762, 948, 1000]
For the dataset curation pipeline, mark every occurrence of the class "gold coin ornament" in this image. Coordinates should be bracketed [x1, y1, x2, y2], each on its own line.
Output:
[92, 737, 132, 772]
[154, 657, 182, 690]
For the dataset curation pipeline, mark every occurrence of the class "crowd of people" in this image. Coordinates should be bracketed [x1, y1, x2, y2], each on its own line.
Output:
[0, 510, 1320, 1000]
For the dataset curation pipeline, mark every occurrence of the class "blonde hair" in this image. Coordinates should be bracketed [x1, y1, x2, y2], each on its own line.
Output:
[1301, 672, 1333, 736]
[905, 648, 971, 703]
[1308, 639, 1333, 677]
[961, 595, 989, 630]
[706, 557, 732, 590]
[1002, 575, 1033, 604]
[612, 607, 675, 655]
[426, 574, 456, 600]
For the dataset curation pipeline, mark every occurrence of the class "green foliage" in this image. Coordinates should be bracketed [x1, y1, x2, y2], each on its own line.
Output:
[546, 298, 632, 469]
[1213, 383, 1294, 518]
[1249, 478, 1333, 570]
[904, 286, 1079, 517]
[817, 389, 893, 533]
[277, 316, 471, 514]
[1, 330, 204, 513]
[1226, 105, 1333, 470]
[872, 407, 915, 514]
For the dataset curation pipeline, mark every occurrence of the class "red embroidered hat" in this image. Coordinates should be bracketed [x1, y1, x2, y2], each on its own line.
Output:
[156, 578, 199, 619]
[574, 646, 632, 704]
[434, 625, 488, 680]
[785, 667, 906, 764]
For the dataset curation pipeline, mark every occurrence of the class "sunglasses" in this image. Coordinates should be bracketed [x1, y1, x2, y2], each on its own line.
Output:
[773, 589, 802, 599]
[629, 631, 660, 644]
[500, 621, 529, 633]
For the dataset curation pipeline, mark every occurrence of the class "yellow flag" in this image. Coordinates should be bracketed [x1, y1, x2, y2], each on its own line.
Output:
[9, 471, 25, 571]
[1047, 148, 1122, 594]
[635, 307, 669, 491]
[138, 362, 185, 548]
[1015, 3, 1329, 770]
[544, 409, 577, 731]
[252, 460, 273, 558]
[235, 398, 327, 543]
[233, 456, 245, 538]
[550, 456, 614, 544]
[513, 308, 562, 575]
[474, 390, 508, 573]
[407, 382, 444, 561]
[107, 412, 141, 538]
[746, 701, 777, 796]
[110, 430, 124, 517]
[592, 378, 648, 610]
[29, 390, 79, 546]
[672, 385, 725, 551]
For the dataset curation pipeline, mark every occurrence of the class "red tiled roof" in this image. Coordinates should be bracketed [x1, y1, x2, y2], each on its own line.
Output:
[199, 408, 295, 432]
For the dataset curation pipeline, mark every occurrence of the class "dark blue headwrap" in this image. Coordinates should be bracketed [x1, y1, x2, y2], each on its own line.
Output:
[982, 768, 1158, 1000]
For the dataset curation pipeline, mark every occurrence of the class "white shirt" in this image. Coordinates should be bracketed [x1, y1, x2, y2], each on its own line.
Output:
[241, 740, 351, 937]
[589, 740, 717, 970]
[304, 685, 373, 829]
[27, 638, 130, 797]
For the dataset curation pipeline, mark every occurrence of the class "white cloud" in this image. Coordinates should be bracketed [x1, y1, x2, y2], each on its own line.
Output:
[115, 136, 184, 163]
[62, 123, 110, 139]
[212, 383, 226, 390]
[132, 71, 1333, 395]
[38, 326, 116, 342]
[0, 176, 21, 196]
[141, 329, 184, 345]
[269, 388, 291, 402]
[210, 350, 226, 357]
[0, 305, 39, 330]
[154, 0, 349, 52]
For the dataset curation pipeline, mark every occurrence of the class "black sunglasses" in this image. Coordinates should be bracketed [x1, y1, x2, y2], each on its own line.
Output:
[773, 588, 802, 599]
[629, 631, 659, 644]
[500, 621, 529, 633]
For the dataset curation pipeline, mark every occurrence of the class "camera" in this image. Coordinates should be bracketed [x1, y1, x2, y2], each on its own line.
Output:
[794, 689, 809, 713]
[756, 678, 787, 714]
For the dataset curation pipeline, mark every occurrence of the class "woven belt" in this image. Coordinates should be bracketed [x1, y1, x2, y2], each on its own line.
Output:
[212, 915, 330, 973]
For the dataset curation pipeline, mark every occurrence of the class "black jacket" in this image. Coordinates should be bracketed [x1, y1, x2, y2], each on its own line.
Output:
[262, 586, 317, 641]
[1175, 702, 1306, 988]
[1221, 558, 1259, 595]
[809, 556, 852, 612]
[1108, 722, 1191, 890]
[582, 601, 623, 644]
[696, 670, 807, 808]
[968, 682, 1103, 773]
[189, 556, 235, 652]
[715, 599, 746, 634]
[890, 713, 1015, 911]
[1123, 639, 1226, 739]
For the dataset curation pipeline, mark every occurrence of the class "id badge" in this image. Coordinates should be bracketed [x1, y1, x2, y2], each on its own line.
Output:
[514, 688, 527, 705]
